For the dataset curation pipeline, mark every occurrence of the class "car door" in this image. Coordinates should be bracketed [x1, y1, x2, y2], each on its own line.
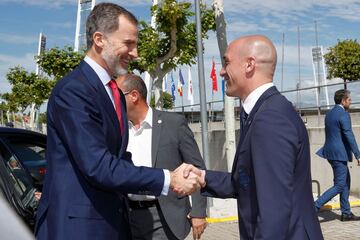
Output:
[0, 139, 37, 229]
[1, 134, 46, 191]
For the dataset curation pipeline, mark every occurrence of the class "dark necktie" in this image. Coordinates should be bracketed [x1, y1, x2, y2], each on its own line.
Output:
[240, 108, 248, 127]
[108, 80, 124, 133]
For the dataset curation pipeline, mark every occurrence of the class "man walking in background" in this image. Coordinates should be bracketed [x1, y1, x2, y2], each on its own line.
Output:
[117, 74, 207, 240]
[315, 89, 360, 221]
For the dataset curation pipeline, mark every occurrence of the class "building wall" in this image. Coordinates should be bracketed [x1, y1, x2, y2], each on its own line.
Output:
[190, 121, 360, 197]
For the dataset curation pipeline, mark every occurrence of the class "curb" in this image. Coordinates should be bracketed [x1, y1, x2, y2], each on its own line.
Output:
[206, 201, 360, 223]
[321, 200, 360, 210]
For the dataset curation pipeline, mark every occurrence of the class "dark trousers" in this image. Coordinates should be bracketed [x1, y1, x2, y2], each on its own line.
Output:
[129, 204, 178, 240]
[314, 160, 351, 214]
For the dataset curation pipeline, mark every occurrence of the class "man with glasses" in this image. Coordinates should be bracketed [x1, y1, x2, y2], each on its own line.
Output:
[117, 74, 207, 240]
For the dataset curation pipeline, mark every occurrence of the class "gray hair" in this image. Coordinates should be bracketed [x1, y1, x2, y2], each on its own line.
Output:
[334, 89, 350, 104]
[86, 3, 138, 51]
[122, 74, 147, 101]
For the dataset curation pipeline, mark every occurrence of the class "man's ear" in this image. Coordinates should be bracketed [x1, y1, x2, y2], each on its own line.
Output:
[129, 90, 139, 103]
[93, 32, 105, 48]
[245, 57, 256, 73]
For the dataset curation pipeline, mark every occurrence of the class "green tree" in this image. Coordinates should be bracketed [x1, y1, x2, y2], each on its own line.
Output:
[130, 0, 215, 108]
[6, 66, 54, 112]
[324, 39, 360, 89]
[150, 92, 174, 109]
[36, 46, 84, 81]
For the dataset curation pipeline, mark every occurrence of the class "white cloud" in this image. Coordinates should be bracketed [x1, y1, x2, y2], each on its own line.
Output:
[0, 0, 151, 8]
[223, 0, 360, 22]
[220, 0, 360, 47]
[0, 33, 38, 45]
[0, 0, 75, 8]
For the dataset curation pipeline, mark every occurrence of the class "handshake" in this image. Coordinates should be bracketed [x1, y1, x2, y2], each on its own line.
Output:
[169, 163, 206, 196]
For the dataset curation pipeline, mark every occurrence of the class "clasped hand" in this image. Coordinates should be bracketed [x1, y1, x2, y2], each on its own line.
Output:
[170, 163, 205, 196]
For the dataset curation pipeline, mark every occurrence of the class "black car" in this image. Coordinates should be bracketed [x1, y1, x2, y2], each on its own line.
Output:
[0, 129, 41, 229]
[0, 127, 47, 191]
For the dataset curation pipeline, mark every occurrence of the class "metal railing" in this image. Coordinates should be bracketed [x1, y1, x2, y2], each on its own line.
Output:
[171, 79, 360, 123]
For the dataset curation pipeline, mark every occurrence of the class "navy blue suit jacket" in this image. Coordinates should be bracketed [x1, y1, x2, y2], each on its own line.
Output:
[35, 61, 164, 240]
[316, 105, 360, 162]
[202, 87, 323, 239]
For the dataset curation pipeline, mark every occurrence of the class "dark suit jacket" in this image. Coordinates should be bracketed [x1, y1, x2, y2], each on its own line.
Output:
[151, 109, 207, 239]
[35, 60, 164, 240]
[202, 87, 323, 239]
[316, 105, 360, 162]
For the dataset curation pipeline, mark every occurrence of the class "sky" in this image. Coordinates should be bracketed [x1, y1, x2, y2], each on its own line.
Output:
[0, 0, 360, 110]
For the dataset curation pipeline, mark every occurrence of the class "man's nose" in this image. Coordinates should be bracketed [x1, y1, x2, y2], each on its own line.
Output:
[130, 47, 138, 59]
[220, 67, 226, 77]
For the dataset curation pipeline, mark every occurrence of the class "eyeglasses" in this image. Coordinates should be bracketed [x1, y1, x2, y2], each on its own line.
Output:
[122, 91, 131, 96]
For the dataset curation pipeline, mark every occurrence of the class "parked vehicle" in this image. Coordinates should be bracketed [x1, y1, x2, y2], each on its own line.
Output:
[0, 127, 47, 191]
[0, 142, 38, 229]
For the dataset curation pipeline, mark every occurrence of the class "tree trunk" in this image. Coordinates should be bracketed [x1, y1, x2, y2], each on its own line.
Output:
[29, 102, 36, 130]
[153, 76, 164, 110]
[213, 0, 236, 171]
[344, 79, 347, 90]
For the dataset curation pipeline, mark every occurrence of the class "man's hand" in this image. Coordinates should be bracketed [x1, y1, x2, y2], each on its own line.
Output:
[191, 217, 207, 240]
[170, 163, 201, 196]
[183, 164, 206, 188]
[357, 158, 360, 166]
[34, 191, 42, 201]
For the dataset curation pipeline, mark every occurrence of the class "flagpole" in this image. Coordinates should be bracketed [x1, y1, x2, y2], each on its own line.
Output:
[195, 0, 210, 170]
[181, 94, 184, 114]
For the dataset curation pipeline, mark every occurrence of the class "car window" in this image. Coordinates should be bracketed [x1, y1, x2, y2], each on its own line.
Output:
[0, 144, 33, 200]
[6, 141, 46, 164]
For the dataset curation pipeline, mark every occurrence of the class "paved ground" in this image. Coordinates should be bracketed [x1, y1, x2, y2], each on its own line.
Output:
[185, 198, 360, 240]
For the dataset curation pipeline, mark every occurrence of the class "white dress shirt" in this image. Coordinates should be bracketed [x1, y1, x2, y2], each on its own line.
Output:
[83, 57, 170, 196]
[127, 108, 157, 201]
[84, 56, 115, 108]
[242, 83, 274, 115]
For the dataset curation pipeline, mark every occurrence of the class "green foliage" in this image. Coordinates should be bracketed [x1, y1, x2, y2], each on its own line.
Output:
[5, 66, 54, 111]
[130, 0, 215, 74]
[324, 39, 360, 82]
[36, 46, 84, 81]
[150, 92, 174, 109]
[38, 112, 47, 124]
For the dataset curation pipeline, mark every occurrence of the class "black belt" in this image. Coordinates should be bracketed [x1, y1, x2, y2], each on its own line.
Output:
[128, 200, 158, 209]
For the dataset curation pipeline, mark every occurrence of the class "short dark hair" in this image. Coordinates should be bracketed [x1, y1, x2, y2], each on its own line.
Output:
[122, 74, 147, 101]
[86, 3, 138, 51]
[334, 89, 350, 104]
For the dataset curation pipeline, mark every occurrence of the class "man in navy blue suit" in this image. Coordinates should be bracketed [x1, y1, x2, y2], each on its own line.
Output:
[315, 89, 360, 221]
[186, 35, 323, 239]
[35, 3, 201, 240]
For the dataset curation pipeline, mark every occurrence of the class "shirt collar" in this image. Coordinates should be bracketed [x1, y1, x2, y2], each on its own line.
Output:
[242, 82, 274, 114]
[129, 107, 153, 129]
[337, 104, 344, 109]
[84, 55, 112, 86]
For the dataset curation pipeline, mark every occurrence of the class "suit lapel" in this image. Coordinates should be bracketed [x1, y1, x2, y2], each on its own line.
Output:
[79, 61, 121, 135]
[151, 109, 162, 167]
[231, 86, 280, 174]
[119, 91, 128, 154]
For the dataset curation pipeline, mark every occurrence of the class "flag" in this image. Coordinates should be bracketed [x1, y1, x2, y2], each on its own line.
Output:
[171, 72, 176, 102]
[179, 69, 185, 85]
[210, 60, 218, 92]
[162, 74, 167, 92]
[187, 67, 194, 105]
[177, 79, 183, 97]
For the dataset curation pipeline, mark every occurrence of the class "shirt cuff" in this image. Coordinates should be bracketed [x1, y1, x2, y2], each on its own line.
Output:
[161, 169, 170, 196]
